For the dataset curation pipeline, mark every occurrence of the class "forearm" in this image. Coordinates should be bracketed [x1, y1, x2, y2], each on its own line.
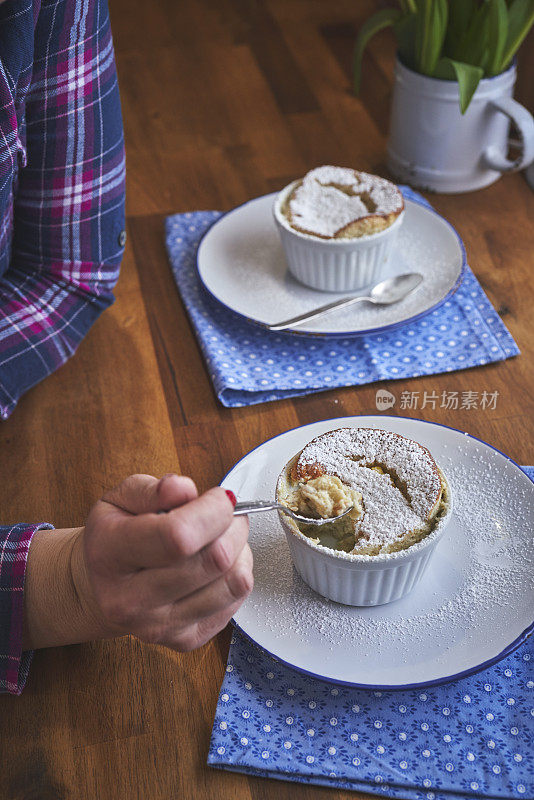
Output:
[22, 528, 111, 650]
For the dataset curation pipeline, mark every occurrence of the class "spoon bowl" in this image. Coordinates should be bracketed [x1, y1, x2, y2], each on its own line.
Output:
[369, 272, 423, 304]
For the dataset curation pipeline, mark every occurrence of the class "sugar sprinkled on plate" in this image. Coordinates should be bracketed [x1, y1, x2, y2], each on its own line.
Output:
[244, 454, 533, 666]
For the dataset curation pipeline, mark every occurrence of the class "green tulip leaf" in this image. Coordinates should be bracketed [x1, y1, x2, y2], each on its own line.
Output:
[394, 13, 418, 69]
[353, 8, 403, 95]
[398, 0, 417, 13]
[466, 4, 492, 67]
[352, 0, 534, 113]
[446, 0, 476, 53]
[487, 0, 509, 75]
[501, 0, 534, 70]
[416, 0, 448, 76]
[433, 57, 484, 113]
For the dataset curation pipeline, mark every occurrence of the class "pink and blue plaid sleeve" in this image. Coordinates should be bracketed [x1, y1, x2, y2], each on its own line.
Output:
[0, 0, 126, 419]
[0, 523, 54, 694]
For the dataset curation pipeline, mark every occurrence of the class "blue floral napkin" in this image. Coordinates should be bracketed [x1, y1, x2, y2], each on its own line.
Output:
[165, 188, 519, 408]
[208, 469, 533, 800]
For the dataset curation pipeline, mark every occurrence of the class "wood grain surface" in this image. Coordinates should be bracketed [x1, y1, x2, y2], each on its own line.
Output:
[1, 1, 533, 798]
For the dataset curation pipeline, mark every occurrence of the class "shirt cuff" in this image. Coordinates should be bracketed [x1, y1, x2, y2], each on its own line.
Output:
[0, 523, 54, 695]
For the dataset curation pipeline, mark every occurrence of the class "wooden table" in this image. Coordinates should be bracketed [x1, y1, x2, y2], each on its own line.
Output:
[1, 1, 533, 798]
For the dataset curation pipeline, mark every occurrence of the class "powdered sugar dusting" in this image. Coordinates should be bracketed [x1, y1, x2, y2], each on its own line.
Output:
[288, 166, 403, 239]
[295, 428, 442, 551]
[197, 193, 462, 333]
[231, 422, 534, 684]
[246, 455, 533, 659]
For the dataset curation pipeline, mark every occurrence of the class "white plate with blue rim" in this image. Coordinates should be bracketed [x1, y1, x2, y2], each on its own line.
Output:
[223, 415, 534, 689]
[197, 193, 466, 337]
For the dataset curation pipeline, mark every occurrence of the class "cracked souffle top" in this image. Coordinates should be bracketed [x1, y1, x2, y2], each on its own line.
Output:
[281, 166, 404, 240]
[277, 427, 448, 556]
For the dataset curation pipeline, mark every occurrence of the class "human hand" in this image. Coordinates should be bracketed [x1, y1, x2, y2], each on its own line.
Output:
[72, 474, 252, 651]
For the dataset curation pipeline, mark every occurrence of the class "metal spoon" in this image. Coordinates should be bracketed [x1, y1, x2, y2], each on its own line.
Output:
[267, 272, 423, 332]
[233, 500, 354, 526]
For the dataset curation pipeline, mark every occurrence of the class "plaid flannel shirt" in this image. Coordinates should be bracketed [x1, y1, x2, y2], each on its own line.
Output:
[0, 0, 125, 693]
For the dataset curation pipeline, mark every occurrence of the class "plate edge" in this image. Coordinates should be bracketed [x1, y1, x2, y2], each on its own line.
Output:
[196, 195, 467, 338]
[225, 414, 534, 689]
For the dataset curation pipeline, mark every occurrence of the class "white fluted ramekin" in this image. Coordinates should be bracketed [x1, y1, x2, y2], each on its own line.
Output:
[273, 179, 405, 293]
[276, 459, 452, 607]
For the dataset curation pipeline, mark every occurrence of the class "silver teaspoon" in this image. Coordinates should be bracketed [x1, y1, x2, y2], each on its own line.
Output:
[267, 272, 423, 332]
[233, 500, 354, 526]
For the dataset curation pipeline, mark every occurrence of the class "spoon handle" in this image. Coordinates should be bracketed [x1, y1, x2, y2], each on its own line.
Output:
[233, 500, 279, 516]
[266, 294, 369, 332]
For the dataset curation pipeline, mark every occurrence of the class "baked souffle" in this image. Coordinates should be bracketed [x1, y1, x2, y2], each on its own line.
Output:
[280, 166, 404, 240]
[277, 427, 449, 556]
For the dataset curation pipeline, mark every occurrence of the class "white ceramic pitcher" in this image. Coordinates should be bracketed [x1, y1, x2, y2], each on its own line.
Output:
[387, 59, 534, 193]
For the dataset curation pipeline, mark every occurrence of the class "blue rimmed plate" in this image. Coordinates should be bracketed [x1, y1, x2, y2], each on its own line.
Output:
[197, 194, 465, 337]
[224, 416, 534, 689]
